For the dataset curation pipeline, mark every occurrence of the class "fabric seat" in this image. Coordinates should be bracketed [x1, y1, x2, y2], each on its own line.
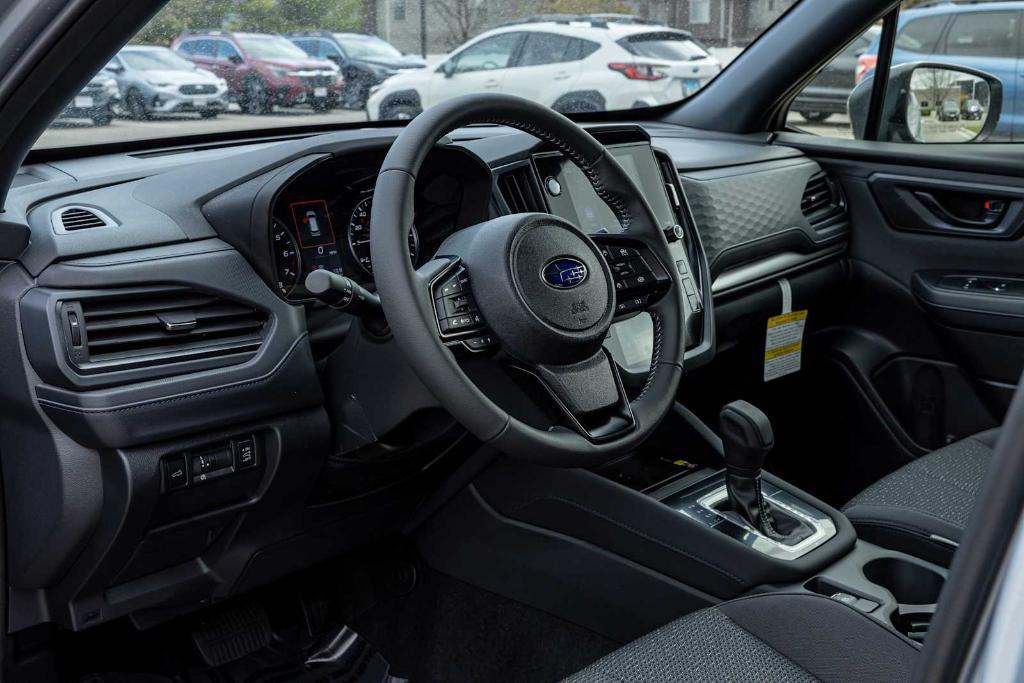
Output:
[843, 428, 999, 566]
[563, 593, 919, 683]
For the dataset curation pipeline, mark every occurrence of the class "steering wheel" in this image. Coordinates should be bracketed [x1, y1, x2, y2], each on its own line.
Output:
[371, 94, 685, 467]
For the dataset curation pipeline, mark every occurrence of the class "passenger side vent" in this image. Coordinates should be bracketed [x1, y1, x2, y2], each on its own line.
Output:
[53, 206, 113, 232]
[801, 172, 846, 228]
[62, 288, 267, 374]
[496, 163, 546, 214]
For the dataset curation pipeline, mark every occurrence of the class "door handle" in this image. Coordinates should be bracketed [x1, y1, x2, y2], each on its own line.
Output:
[554, 72, 571, 80]
[914, 191, 1005, 230]
[483, 79, 499, 88]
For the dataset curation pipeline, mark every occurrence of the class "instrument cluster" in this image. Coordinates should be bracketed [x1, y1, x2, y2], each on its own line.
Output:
[270, 148, 478, 302]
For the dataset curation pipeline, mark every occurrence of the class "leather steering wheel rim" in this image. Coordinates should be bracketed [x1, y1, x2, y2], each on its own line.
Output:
[371, 93, 685, 467]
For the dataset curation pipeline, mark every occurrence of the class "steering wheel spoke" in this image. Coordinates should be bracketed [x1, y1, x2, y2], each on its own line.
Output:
[513, 350, 637, 443]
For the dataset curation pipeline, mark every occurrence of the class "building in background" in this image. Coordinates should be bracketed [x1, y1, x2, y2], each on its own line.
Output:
[366, 0, 797, 57]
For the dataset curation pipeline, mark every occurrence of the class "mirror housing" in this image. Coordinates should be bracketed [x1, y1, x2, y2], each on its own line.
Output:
[849, 62, 1003, 143]
[441, 60, 455, 78]
[228, 54, 244, 65]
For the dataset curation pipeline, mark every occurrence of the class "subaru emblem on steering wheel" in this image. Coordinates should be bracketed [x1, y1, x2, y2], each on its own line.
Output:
[542, 257, 589, 289]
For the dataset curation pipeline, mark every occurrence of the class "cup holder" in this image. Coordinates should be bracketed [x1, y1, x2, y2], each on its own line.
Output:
[864, 557, 945, 604]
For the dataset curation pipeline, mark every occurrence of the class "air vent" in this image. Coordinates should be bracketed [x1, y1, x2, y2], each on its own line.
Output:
[497, 163, 546, 214]
[64, 288, 267, 374]
[801, 173, 845, 227]
[52, 205, 114, 233]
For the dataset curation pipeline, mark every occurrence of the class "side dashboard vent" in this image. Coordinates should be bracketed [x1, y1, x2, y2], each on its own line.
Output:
[801, 172, 846, 228]
[62, 288, 267, 374]
[496, 163, 546, 214]
[52, 206, 114, 232]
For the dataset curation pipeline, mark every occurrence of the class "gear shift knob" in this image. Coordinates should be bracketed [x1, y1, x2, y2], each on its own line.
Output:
[719, 401, 780, 537]
[719, 400, 774, 477]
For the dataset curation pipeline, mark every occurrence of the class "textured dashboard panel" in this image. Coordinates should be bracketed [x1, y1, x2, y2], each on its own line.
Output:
[679, 158, 826, 269]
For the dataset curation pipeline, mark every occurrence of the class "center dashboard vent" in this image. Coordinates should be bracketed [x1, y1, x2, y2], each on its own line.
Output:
[801, 172, 846, 228]
[52, 205, 114, 232]
[496, 162, 546, 214]
[61, 288, 267, 375]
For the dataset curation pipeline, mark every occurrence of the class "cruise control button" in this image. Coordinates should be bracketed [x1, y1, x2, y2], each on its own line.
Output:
[613, 246, 639, 260]
[440, 315, 477, 333]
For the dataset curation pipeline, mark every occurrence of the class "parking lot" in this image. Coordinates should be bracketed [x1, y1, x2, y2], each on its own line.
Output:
[36, 106, 370, 149]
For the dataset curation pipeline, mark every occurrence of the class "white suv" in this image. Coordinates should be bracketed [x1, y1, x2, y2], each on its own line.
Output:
[366, 19, 721, 120]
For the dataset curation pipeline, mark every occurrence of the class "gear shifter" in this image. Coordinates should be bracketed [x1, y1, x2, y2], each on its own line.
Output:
[719, 401, 782, 538]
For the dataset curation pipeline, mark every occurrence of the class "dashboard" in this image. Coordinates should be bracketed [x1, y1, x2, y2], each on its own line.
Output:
[1, 121, 847, 638]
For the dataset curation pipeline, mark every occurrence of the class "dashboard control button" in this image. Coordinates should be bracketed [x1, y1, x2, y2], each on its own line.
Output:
[164, 456, 189, 491]
[612, 246, 639, 260]
[441, 293, 476, 317]
[616, 295, 649, 315]
[235, 438, 257, 470]
[464, 334, 497, 350]
[675, 259, 690, 276]
[682, 277, 696, 295]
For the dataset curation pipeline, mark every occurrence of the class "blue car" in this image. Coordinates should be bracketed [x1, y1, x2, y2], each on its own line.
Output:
[861, 1, 1024, 140]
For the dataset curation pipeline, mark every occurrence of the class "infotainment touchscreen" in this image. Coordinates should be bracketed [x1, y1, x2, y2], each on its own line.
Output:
[533, 142, 678, 234]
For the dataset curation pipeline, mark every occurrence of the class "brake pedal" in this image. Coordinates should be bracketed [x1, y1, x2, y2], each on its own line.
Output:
[191, 601, 272, 667]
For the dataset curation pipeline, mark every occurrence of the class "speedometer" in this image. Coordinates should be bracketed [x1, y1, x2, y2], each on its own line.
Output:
[271, 219, 301, 297]
[347, 195, 418, 275]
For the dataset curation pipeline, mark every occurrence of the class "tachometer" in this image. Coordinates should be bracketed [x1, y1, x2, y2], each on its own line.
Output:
[271, 219, 301, 297]
[347, 195, 418, 275]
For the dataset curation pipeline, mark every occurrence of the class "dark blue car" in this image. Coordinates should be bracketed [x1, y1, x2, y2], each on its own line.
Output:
[861, 1, 1024, 140]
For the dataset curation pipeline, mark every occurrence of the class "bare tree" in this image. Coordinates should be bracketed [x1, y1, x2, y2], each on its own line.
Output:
[431, 0, 488, 48]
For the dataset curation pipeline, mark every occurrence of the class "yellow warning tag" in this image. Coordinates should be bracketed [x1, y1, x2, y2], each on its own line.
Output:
[764, 310, 808, 382]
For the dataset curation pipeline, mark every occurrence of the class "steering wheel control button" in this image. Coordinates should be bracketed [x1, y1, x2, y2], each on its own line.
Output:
[163, 456, 189, 491]
[595, 238, 672, 318]
[235, 438, 257, 470]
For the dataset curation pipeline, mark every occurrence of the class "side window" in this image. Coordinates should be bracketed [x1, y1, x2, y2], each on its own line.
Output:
[194, 40, 218, 58]
[785, 28, 880, 138]
[452, 33, 521, 73]
[176, 41, 196, 56]
[578, 39, 601, 60]
[517, 33, 574, 67]
[941, 11, 1019, 58]
[320, 40, 344, 60]
[895, 15, 947, 54]
[216, 40, 242, 61]
[292, 39, 318, 57]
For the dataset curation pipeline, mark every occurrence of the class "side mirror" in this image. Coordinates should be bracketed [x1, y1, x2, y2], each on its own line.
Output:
[327, 53, 343, 65]
[441, 60, 455, 78]
[228, 54, 244, 65]
[849, 62, 1002, 143]
[105, 64, 124, 74]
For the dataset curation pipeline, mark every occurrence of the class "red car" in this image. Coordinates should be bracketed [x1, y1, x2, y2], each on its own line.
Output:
[172, 31, 343, 114]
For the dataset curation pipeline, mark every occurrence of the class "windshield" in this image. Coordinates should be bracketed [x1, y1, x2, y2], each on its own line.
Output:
[337, 35, 403, 60]
[237, 35, 311, 60]
[121, 49, 195, 71]
[35, 0, 801, 151]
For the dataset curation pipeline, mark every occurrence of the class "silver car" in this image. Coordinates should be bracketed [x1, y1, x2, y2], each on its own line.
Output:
[105, 45, 229, 119]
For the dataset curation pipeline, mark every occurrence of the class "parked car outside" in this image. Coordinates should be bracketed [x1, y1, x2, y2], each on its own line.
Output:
[939, 98, 961, 121]
[105, 46, 228, 119]
[366, 18, 721, 121]
[859, 2, 1024, 140]
[791, 25, 880, 122]
[288, 32, 425, 109]
[57, 73, 119, 126]
[172, 31, 343, 114]
[962, 98, 983, 120]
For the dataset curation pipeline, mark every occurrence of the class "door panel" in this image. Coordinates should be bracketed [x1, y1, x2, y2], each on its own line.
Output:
[775, 135, 1024, 461]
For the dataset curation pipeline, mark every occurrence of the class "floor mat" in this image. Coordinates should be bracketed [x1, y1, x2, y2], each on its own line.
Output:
[352, 566, 618, 683]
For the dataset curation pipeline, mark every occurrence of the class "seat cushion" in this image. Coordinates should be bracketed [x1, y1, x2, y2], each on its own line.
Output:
[843, 429, 999, 566]
[563, 593, 919, 683]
